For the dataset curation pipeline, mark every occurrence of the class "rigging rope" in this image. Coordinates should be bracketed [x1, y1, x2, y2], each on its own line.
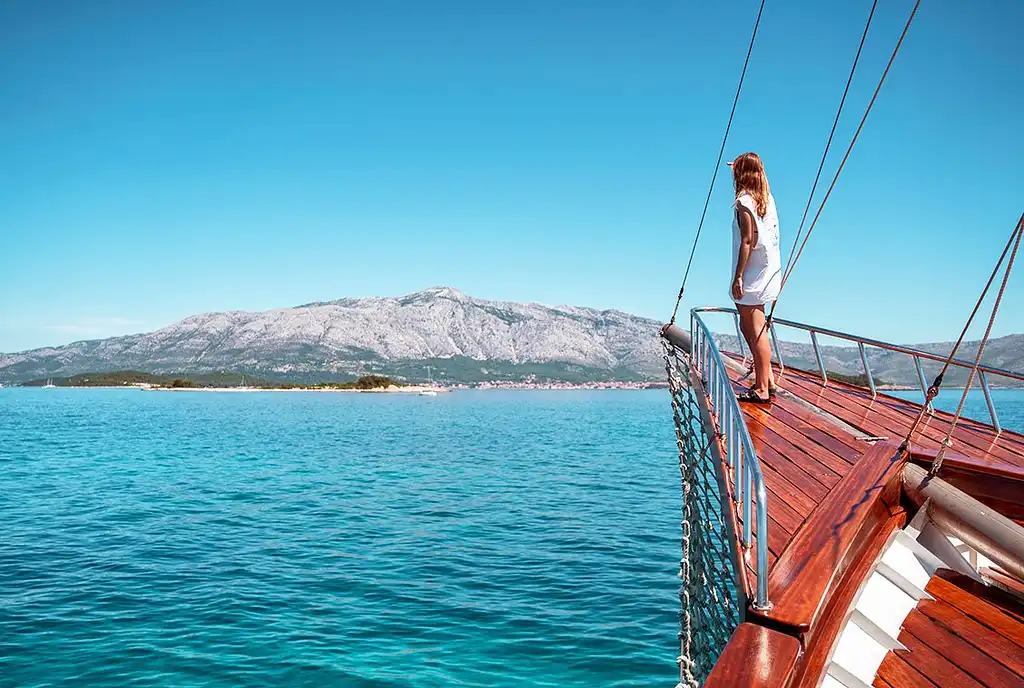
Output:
[781, 0, 878, 292]
[898, 212, 1024, 457]
[668, 0, 766, 326]
[755, 0, 921, 344]
[930, 220, 1022, 476]
[893, 214, 1023, 476]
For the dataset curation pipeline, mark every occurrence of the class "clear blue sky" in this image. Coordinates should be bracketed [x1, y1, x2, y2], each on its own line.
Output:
[1, 0, 1021, 352]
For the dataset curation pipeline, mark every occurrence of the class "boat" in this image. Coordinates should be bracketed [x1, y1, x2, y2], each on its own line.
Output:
[419, 365, 438, 396]
[660, 3, 1023, 686]
[662, 312, 1024, 687]
[42, 378, 56, 389]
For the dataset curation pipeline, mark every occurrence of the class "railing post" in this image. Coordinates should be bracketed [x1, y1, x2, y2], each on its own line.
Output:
[689, 314, 696, 360]
[858, 342, 877, 398]
[810, 330, 827, 385]
[743, 460, 753, 547]
[914, 356, 931, 412]
[979, 371, 1001, 434]
[734, 312, 747, 365]
[734, 438, 743, 505]
[713, 367, 719, 410]
[702, 334, 710, 383]
[716, 371, 724, 419]
[697, 331, 704, 378]
[727, 408, 737, 469]
[709, 363, 716, 410]
[753, 481, 771, 610]
[769, 321, 785, 374]
[721, 401, 731, 467]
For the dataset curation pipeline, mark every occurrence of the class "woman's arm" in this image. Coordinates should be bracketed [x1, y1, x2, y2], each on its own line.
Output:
[733, 205, 755, 300]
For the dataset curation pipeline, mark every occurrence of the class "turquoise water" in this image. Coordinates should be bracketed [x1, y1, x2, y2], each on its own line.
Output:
[0, 389, 681, 687]
[889, 387, 1024, 433]
[3, 387, 1022, 687]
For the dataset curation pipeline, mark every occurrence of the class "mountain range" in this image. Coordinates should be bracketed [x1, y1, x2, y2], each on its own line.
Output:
[1, 287, 1021, 387]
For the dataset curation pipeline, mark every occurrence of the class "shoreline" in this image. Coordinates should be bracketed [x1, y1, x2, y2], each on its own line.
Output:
[6, 382, 1021, 392]
[147, 385, 450, 394]
[7, 383, 670, 392]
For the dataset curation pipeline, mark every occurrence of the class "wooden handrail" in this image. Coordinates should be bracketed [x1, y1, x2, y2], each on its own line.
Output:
[749, 441, 906, 635]
[703, 623, 801, 688]
[908, 447, 1024, 483]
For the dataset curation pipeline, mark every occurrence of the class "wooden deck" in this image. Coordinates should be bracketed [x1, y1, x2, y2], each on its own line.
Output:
[704, 354, 1024, 688]
[874, 569, 1024, 688]
[725, 357, 1024, 571]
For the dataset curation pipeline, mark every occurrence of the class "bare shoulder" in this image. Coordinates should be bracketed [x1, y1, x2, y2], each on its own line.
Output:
[735, 198, 755, 223]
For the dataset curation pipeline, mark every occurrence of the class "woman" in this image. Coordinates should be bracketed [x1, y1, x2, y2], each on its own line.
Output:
[728, 152, 781, 403]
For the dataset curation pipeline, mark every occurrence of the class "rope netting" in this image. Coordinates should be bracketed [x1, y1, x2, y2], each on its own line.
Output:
[663, 336, 741, 687]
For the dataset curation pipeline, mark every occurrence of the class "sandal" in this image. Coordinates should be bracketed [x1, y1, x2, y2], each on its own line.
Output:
[769, 386, 778, 398]
[738, 389, 772, 404]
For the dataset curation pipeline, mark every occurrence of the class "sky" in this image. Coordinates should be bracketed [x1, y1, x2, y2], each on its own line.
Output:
[1, 0, 1021, 352]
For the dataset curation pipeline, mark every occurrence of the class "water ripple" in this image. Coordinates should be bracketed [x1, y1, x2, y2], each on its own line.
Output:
[0, 389, 682, 686]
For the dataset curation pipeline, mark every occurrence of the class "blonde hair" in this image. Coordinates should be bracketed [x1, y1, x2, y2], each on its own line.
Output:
[731, 152, 770, 217]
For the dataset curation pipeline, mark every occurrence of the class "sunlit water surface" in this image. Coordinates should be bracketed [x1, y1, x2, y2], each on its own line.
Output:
[0, 389, 681, 687]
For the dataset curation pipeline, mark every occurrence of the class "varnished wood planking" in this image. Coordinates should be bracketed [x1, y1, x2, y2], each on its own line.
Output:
[781, 372, 930, 446]
[788, 512, 906, 687]
[908, 448, 1024, 522]
[700, 354, 1024, 687]
[779, 366, 1024, 468]
[875, 653, 941, 688]
[982, 567, 1024, 598]
[741, 409, 844, 486]
[779, 372, 906, 437]
[894, 630, 986, 688]
[759, 401, 863, 459]
[741, 426, 831, 501]
[723, 361, 863, 457]
[921, 597, 1024, 679]
[902, 609, 1022, 688]
[703, 623, 801, 688]
[939, 570, 1024, 623]
[917, 598, 1024, 678]
[908, 447, 1024, 482]
[753, 477, 805, 535]
[707, 354, 1024, 686]
[755, 442, 905, 633]
[742, 402, 854, 477]
[925, 574, 1024, 647]
[726, 355, 1024, 469]
[749, 454, 820, 516]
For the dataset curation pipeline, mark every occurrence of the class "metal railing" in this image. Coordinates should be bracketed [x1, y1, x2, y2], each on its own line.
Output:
[694, 306, 1024, 435]
[688, 310, 771, 610]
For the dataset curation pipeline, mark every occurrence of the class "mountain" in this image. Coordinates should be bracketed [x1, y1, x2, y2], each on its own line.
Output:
[2, 288, 1021, 386]
[0, 288, 665, 384]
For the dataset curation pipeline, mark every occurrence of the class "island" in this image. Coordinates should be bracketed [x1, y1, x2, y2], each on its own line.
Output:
[17, 371, 444, 393]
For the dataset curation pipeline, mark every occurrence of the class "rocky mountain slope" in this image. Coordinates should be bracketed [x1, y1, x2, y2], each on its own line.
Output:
[2, 288, 1021, 386]
[0, 288, 665, 384]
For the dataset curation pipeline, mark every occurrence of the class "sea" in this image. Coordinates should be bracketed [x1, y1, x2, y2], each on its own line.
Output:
[1, 387, 1022, 687]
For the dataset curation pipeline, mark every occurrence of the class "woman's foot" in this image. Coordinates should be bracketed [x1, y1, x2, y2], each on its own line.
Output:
[738, 388, 772, 404]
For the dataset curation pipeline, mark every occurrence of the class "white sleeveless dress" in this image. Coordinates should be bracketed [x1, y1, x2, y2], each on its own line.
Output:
[730, 192, 781, 306]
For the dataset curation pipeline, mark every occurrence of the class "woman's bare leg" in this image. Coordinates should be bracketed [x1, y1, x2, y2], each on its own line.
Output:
[737, 307, 757, 362]
[738, 304, 772, 397]
[737, 310, 762, 387]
